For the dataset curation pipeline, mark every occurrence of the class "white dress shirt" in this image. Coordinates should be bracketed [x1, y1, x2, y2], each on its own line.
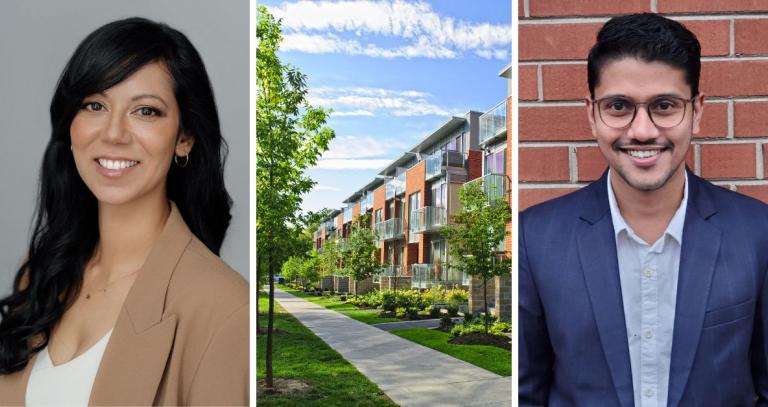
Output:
[607, 170, 688, 407]
[26, 329, 113, 406]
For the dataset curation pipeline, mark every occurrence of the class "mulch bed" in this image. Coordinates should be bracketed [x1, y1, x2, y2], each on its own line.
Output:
[449, 333, 511, 350]
[257, 378, 311, 396]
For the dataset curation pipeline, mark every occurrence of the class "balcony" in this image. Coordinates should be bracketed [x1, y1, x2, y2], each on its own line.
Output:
[374, 265, 403, 283]
[410, 263, 465, 289]
[385, 173, 406, 200]
[425, 150, 465, 181]
[361, 192, 374, 212]
[463, 173, 508, 203]
[374, 218, 404, 241]
[479, 100, 507, 145]
[343, 207, 353, 224]
[409, 206, 447, 234]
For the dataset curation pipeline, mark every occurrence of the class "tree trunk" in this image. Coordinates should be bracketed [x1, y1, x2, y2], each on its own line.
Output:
[483, 275, 489, 334]
[265, 244, 275, 389]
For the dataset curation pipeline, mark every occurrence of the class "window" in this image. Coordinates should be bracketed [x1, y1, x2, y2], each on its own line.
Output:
[375, 209, 382, 225]
[485, 148, 506, 175]
[408, 192, 420, 243]
[431, 182, 447, 208]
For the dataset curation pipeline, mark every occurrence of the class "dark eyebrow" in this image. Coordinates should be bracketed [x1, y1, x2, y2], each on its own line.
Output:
[599, 93, 687, 101]
[130, 94, 169, 108]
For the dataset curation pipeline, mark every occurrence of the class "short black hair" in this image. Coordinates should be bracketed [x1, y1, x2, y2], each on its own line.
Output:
[587, 13, 701, 98]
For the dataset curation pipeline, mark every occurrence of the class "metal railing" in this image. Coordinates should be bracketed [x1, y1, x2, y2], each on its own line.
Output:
[374, 218, 404, 241]
[463, 173, 507, 203]
[425, 150, 465, 180]
[410, 263, 465, 289]
[409, 206, 447, 234]
[479, 100, 507, 145]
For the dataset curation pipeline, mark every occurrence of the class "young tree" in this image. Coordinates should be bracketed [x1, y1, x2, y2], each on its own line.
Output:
[342, 214, 380, 291]
[257, 6, 334, 389]
[442, 181, 511, 333]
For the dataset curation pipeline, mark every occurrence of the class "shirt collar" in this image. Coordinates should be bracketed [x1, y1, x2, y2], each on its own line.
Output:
[607, 169, 688, 246]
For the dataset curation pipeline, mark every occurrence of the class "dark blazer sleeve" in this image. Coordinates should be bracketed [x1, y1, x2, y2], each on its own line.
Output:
[753, 262, 768, 405]
[519, 211, 553, 406]
[186, 302, 249, 406]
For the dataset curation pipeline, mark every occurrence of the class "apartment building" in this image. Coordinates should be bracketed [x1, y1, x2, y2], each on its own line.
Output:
[312, 65, 512, 319]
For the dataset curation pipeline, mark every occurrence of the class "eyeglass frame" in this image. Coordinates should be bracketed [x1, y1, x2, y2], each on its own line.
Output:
[589, 95, 697, 130]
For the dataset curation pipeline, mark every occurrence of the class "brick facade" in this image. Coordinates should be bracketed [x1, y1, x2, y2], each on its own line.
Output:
[520, 3, 768, 210]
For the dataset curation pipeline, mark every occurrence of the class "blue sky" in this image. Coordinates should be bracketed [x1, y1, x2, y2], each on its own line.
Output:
[260, 0, 512, 215]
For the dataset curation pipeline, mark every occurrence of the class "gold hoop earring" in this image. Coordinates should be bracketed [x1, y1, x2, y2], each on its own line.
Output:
[174, 154, 189, 168]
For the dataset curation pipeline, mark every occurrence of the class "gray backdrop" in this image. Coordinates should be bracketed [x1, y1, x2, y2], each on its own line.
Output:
[0, 0, 250, 296]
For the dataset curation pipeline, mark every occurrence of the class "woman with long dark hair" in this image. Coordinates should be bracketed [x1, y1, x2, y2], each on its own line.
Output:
[0, 17, 248, 405]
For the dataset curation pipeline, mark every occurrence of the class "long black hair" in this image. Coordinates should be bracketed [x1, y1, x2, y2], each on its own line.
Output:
[0, 17, 232, 373]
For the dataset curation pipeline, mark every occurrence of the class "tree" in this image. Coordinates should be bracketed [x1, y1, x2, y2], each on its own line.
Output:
[318, 237, 342, 278]
[256, 6, 334, 389]
[342, 214, 380, 288]
[280, 256, 303, 285]
[442, 181, 511, 333]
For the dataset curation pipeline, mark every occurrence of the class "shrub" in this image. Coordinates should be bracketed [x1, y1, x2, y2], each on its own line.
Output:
[422, 285, 447, 305]
[446, 304, 459, 317]
[490, 321, 511, 335]
[395, 307, 407, 319]
[463, 312, 475, 324]
[381, 290, 397, 312]
[340, 295, 347, 301]
[439, 314, 455, 331]
[406, 307, 419, 319]
[446, 289, 468, 305]
[429, 306, 442, 318]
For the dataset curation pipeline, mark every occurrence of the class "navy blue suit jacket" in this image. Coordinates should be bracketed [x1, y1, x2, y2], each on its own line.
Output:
[519, 170, 768, 406]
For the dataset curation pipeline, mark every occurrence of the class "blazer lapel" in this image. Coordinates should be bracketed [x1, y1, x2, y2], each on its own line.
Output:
[577, 173, 634, 407]
[90, 203, 192, 405]
[666, 174, 721, 407]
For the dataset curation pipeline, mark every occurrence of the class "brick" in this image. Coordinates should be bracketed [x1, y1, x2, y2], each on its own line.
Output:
[520, 188, 579, 211]
[529, 0, 648, 17]
[519, 0, 525, 18]
[520, 23, 601, 61]
[658, 0, 768, 13]
[735, 20, 768, 55]
[682, 20, 730, 57]
[701, 61, 768, 97]
[698, 102, 728, 139]
[700, 143, 757, 179]
[542, 64, 587, 101]
[735, 102, 768, 138]
[736, 185, 768, 204]
[520, 147, 570, 182]
[576, 147, 607, 182]
[520, 106, 593, 141]
[765, 144, 768, 177]
[520, 65, 538, 101]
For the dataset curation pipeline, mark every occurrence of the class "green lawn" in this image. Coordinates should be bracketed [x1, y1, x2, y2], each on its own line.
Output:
[344, 310, 401, 325]
[277, 285, 360, 311]
[257, 293, 396, 406]
[390, 328, 511, 377]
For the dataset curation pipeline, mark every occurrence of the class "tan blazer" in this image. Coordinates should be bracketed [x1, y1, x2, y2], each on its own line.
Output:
[0, 204, 250, 406]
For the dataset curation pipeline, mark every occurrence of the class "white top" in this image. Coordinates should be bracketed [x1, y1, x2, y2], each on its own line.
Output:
[607, 170, 688, 407]
[25, 329, 113, 406]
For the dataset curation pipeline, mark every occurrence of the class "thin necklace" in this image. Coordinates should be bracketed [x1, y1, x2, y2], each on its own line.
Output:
[84, 270, 140, 299]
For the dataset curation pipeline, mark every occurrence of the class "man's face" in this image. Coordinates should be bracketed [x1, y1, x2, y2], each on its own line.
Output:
[587, 57, 704, 192]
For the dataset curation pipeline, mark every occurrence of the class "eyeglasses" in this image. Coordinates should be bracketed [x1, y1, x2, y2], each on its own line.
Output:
[591, 96, 695, 129]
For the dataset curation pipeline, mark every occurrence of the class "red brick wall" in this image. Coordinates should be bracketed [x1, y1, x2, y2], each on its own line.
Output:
[351, 202, 360, 221]
[519, 2, 768, 210]
[405, 161, 427, 269]
[467, 150, 483, 181]
[372, 185, 386, 264]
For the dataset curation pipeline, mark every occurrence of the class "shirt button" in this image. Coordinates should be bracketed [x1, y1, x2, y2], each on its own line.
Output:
[645, 388, 654, 398]
[644, 269, 653, 278]
[644, 329, 653, 339]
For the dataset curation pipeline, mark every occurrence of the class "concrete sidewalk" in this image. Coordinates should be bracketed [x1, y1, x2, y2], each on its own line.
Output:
[273, 287, 512, 407]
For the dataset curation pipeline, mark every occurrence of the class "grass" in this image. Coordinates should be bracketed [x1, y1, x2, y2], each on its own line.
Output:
[390, 328, 511, 376]
[277, 285, 360, 311]
[344, 310, 401, 325]
[257, 292, 396, 407]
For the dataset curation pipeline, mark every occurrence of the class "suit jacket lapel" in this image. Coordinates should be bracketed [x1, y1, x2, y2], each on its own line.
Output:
[577, 173, 634, 407]
[90, 203, 192, 405]
[666, 173, 721, 407]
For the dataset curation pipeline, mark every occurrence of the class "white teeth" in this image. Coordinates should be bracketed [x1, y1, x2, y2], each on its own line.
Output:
[98, 159, 138, 170]
[627, 150, 661, 159]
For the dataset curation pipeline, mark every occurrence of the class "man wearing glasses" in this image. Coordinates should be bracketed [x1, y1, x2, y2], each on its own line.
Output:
[519, 13, 768, 406]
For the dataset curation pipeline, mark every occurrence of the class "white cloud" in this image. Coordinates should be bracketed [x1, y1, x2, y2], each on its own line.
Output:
[308, 86, 454, 117]
[322, 135, 410, 159]
[316, 158, 393, 170]
[269, 0, 511, 60]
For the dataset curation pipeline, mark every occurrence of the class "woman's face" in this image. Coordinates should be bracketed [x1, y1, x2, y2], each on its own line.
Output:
[70, 61, 193, 207]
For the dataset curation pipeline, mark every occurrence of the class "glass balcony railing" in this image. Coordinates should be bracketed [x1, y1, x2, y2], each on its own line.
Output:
[385, 174, 406, 200]
[479, 100, 507, 145]
[361, 192, 373, 211]
[425, 150, 465, 180]
[409, 206, 447, 234]
[411, 263, 465, 289]
[374, 218, 404, 241]
[377, 265, 403, 277]
[463, 173, 507, 203]
[343, 207, 353, 223]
